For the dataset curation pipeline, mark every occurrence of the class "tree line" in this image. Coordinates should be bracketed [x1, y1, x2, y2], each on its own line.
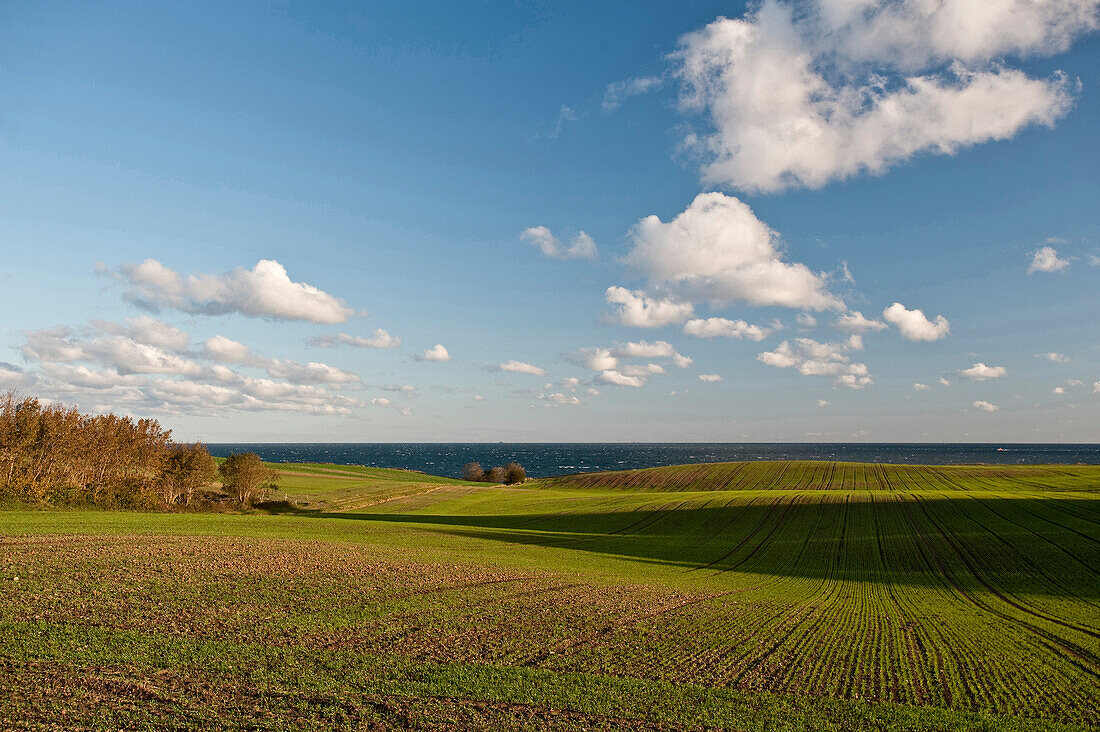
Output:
[0, 391, 275, 509]
[463, 461, 526, 484]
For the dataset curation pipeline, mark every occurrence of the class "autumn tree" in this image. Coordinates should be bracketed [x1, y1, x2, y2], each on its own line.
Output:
[484, 465, 506, 484]
[462, 462, 485, 481]
[219, 452, 277, 506]
[162, 442, 218, 505]
[503, 462, 526, 485]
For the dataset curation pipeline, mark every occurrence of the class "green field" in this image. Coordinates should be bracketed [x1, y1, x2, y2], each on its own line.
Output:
[2, 460, 1098, 730]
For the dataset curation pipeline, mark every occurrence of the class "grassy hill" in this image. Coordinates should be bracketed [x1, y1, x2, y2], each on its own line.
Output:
[2, 460, 1098, 730]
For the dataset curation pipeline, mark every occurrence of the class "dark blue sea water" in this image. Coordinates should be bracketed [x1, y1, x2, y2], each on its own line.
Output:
[206, 443, 1100, 479]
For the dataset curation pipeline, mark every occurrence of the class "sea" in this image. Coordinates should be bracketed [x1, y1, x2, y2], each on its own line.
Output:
[206, 443, 1100, 480]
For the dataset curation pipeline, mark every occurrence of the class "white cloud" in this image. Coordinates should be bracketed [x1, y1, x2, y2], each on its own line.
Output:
[384, 384, 417, 396]
[958, 362, 1008, 381]
[203, 335, 253, 363]
[698, 373, 723, 382]
[605, 287, 694, 328]
[624, 193, 843, 311]
[882, 303, 951, 341]
[757, 337, 872, 389]
[263, 360, 360, 385]
[1038, 352, 1070, 363]
[603, 75, 664, 112]
[309, 329, 401, 349]
[940, 377, 952, 386]
[92, 316, 190, 351]
[521, 226, 598, 260]
[913, 383, 930, 391]
[499, 360, 547, 377]
[833, 311, 887, 335]
[568, 347, 620, 372]
[598, 370, 647, 388]
[672, 1, 1082, 193]
[413, 344, 451, 362]
[538, 392, 582, 406]
[610, 340, 692, 367]
[1053, 386, 1066, 395]
[14, 322, 367, 416]
[817, 399, 829, 407]
[1028, 245, 1071, 273]
[796, 313, 817, 329]
[370, 397, 412, 415]
[621, 363, 666, 377]
[1094, 381, 1100, 394]
[105, 259, 356, 323]
[683, 317, 771, 341]
[972, 400, 999, 412]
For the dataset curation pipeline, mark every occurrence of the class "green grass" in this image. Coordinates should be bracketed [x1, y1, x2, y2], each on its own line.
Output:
[2, 460, 1098, 730]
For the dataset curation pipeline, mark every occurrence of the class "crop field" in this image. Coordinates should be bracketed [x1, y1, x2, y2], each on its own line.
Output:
[1, 460, 1098, 730]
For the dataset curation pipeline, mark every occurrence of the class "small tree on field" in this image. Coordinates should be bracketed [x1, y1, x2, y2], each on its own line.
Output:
[484, 466, 506, 484]
[162, 442, 218, 505]
[462, 462, 485, 481]
[503, 462, 526, 485]
[219, 452, 277, 506]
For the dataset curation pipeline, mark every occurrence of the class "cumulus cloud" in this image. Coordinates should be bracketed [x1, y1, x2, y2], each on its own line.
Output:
[882, 303, 951, 341]
[498, 360, 547, 377]
[202, 335, 253, 363]
[672, 0, 1084, 193]
[612, 340, 693, 368]
[413, 344, 451, 362]
[683, 317, 771, 341]
[605, 287, 694, 328]
[538, 392, 582, 406]
[913, 383, 930, 391]
[521, 226, 598, 260]
[603, 75, 664, 112]
[1094, 381, 1100, 394]
[567, 341, 692, 387]
[623, 193, 843, 311]
[757, 337, 872, 389]
[370, 397, 412, 416]
[958, 362, 1008, 381]
[796, 313, 818, 329]
[383, 384, 417, 396]
[13, 322, 366, 416]
[309, 329, 401, 349]
[698, 373, 723, 382]
[200, 335, 359, 385]
[817, 399, 829, 407]
[598, 370, 647, 388]
[103, 259, 356, 323]
[1053, 386, 1066, 395]
[1028, 245, 1071, 273]
[91, 316, 191, 351]
[1038, 352, 1070, 363]
[972, 400, 999, 412]
[833, 311, 887, 335]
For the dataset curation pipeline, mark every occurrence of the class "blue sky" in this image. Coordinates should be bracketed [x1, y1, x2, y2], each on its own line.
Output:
[1, 0, 1097, 442]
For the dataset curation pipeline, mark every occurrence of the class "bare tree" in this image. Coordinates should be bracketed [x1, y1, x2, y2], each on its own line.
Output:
[484, 466, 506, 484]
[462, 462, 485, 481]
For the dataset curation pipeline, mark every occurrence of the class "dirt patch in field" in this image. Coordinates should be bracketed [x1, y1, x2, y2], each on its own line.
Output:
[0, 660, 717, 731]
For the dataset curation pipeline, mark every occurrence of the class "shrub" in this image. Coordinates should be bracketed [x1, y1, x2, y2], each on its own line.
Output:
[462, 462, 485, 481]
[504, 462, 526, 485]
[484, 466, 506, 484]
[219, 452, 277, 507]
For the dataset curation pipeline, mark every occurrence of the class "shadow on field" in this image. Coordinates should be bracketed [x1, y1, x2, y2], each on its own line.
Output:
[314, 496, 1100, 597]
